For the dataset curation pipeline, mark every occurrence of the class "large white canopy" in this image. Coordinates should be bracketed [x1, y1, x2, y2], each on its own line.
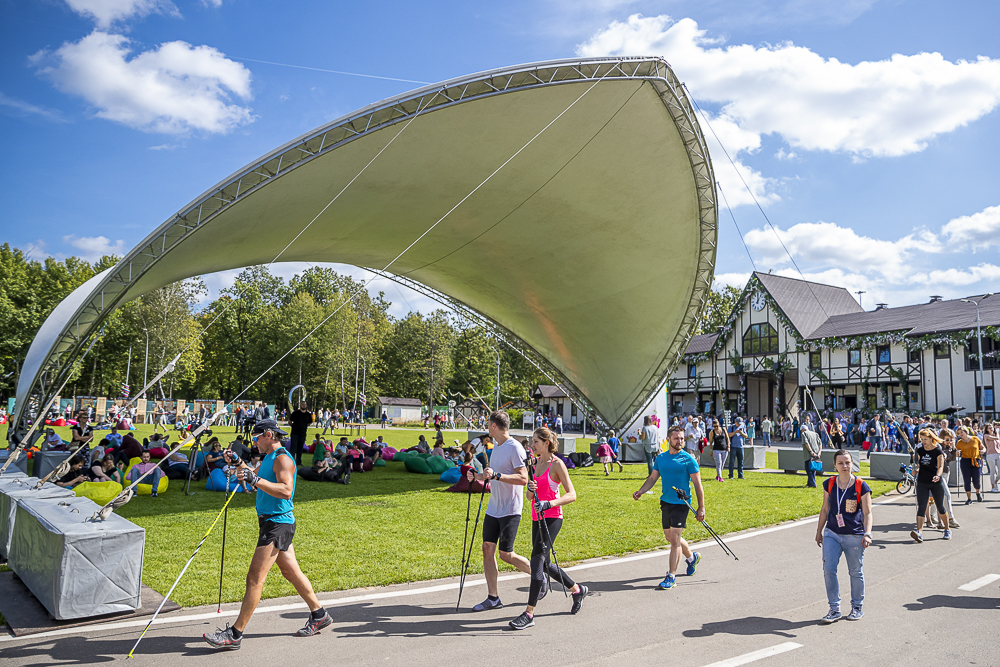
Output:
[12, 57, 717, 439]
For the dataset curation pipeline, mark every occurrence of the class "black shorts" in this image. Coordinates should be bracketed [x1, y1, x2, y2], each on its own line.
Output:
[661, 501, 689, 529]
[257, 517, 296, 551]
[483, 514, 521, 552]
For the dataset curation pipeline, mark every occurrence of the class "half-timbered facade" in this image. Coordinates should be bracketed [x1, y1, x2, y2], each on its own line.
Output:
[668, 272, 999, 420]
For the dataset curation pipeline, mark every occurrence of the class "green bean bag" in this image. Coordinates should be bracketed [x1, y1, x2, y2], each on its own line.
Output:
[404, 456, 433, 474]
[373, 458, 386, 467]
[124, 457, 169, 495]
[74, 480, 123, 506]
[416, 452, 432, 459]
[426, 455, 453, 474]
[393, 451, 414, 462]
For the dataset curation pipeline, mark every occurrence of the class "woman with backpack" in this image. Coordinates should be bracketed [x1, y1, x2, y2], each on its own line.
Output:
[815, 449, 872, 623]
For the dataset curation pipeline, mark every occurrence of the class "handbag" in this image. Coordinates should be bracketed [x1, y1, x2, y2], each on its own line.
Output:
[806, 460, 823, 472]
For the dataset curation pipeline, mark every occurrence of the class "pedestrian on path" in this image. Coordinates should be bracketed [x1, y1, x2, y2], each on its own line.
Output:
[815, 449, 873, 623]
[467, 411, 531, 611]
[607, 429, 624, 473]
[641, 415, 661, 475]
[984, 424, 1000, 493]
[508, 427, 588, 630]
[910, 429, 951, 543]
[802, 429, 822, 488]
[955, 426, 986, 504]
[710, 419, 730, 482]
[632, 424, 704, 590]
[728, 418, 746, 480]
[204, 420, 331, 650]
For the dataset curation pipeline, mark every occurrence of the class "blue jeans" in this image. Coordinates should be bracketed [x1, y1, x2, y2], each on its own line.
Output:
[728, 447, 744, 478]
[822, 529, 865, 611]
[645, 450, 657, 475]
[763, 432, 771, 447]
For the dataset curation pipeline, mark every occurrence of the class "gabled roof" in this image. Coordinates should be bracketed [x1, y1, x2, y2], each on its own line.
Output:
[755, 272, 863, 338]
[532, 384, 568, 399]
[378, 397, 423, 406]
[684, 333, 718, 355]
[809, 294, 1000, 339]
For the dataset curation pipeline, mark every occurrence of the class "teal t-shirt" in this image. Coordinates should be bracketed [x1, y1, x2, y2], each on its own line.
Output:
[256, 447, 295, 524]
[655, 449, 700, 505]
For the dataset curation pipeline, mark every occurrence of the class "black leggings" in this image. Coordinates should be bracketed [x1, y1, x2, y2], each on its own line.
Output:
[528, 518, 575, 606]
[960, 458, 981, 492]
[915, 480, 946, 518]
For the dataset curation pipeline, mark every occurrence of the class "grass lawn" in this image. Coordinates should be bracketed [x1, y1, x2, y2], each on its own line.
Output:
[2, 422, 894, 608]
[763, 451, 872, 477]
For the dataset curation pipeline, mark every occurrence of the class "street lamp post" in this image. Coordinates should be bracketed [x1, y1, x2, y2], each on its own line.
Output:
[961, 293, 993, 412]
[142, 329, 149, 399]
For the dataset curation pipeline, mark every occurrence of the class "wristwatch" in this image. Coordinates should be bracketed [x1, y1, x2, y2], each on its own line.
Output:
[492, 471, 501, 480]
[863, 532, 872, 538]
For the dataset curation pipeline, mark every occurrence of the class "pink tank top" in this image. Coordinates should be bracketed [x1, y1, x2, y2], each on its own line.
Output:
[531, 464, 562, 520]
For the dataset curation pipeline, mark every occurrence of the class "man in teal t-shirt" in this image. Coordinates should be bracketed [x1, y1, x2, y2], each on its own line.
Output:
[633, 424, 706, 590]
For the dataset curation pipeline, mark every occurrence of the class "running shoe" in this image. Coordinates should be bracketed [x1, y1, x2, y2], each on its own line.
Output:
[151, 490, 158, 498]
[296, 611, 333, 637]
[570, 584, 588, 614]
[942, 529, 952, 540]
[473, 597, 504, 611]
[508, 611, 534, 630]
[950, 518, 961, 528]
[685, 552, 701, 576]
[909, 530, 923, 543]
[657, 574, 676, 589]
[965, 499, 972, 505]
[846, 607, 863, 621]
[204, 624, 241, 650]
[976, 492, 983, 502]
[821, 609, 841, 624]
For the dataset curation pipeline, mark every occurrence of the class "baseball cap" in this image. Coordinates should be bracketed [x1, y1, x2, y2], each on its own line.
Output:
[251, 419, 287, 436]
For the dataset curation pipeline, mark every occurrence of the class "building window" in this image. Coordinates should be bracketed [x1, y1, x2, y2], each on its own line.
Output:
[934, 343, 950, 359]
[908, 348, 920, 363]
[848, 348, 861, 366]
[809, 351, 821, 369]
[966, 337, 1000, 371]
[877, 345, 890, 364]
[978, 386, 995, 411]
[742, 323, 779, 356]
[687, 363, 697, 378]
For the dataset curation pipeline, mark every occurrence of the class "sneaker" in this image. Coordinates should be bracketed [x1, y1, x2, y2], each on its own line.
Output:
[204, 624, 241, 650]
[910, 530, 923, 543]
[151, 490, 158, 498]
[821, 609, 841, 624]
[950, 518, 961, 528]
[657, 574, 676, 589]
[537, 576, 548, 601]
[685, 552, 701, 576]
[965, 499, 972, 505]
[508, 611, 534, 630]
[570, 584, 588, 614]
[942, 529, 952, 540]
[473, 597, 503, 612]
[296, 611, 333, 637]
[991, 487, 1000, 493]
[846, 607, 864, 621]
[976, 492, 983, 502]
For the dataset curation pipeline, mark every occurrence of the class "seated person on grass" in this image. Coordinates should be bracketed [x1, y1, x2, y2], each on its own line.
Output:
[45, 428, 67, 451]
[93, 454, 124, 484]
[365, 437, 384, 461]
[334, 437, 350, 456]
[128, 450, 165, 497]
[116, 433, 144, 466]
[55, 456, 88, 488]
[203, 439, 226, 474]
[163, 448, 191, 480]
[228, 435, 252, 464]
[406, 435, 430, 454]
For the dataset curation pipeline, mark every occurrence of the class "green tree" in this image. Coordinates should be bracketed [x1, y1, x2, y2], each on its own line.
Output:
[696, 282, 743, 335]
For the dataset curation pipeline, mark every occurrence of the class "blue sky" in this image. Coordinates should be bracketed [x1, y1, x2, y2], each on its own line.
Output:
[2, 0, 999, 316]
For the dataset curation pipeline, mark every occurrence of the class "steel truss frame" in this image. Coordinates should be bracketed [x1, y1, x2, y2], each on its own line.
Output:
[11, 55, 716, 442]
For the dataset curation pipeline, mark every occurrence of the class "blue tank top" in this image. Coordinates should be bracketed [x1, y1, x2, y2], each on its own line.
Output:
[256, 447, 295, 524]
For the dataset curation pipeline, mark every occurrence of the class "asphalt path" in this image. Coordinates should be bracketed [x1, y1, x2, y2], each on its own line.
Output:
[1, 489, 997, 667]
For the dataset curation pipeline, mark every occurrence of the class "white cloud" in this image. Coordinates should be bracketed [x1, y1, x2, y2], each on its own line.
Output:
[64, 0, 180, 29]
[701, 112, 778, 207]
[200, 0, 223, 6]
[63, 234, 127, 261]
[23, 240, 50, 261]
[578, 15, 1000, 159]
[33, 31, 253, 135]
[941, 204, 1000, 252]
[0, 92, 68, 122]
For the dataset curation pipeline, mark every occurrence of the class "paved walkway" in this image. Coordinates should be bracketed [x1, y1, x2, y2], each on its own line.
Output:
[2, 488, 997, 666]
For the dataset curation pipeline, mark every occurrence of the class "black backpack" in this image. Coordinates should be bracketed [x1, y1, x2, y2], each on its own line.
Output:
[569, 452, 593, 468]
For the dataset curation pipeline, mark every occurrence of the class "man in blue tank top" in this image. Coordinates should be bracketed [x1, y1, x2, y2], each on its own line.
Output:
[204, 419, 331, 650]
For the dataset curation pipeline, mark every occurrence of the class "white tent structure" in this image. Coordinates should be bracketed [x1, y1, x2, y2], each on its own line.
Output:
[10, 56, 716, 444]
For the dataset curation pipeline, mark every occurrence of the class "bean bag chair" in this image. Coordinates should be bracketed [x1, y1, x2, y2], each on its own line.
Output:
[123, 457, 169, 495]
[362, 457, 374, 472]
[440, 467, 462, 484]
[426, 455, 453, 474]
[55, 418, 67, 427]
[74, 480, 123, 506]
[556, 453, 575, 469]
[381, 446, 397, 461]
[445, 465, 490, 493]
[404, 456, 434, 474]
[417, 452, 432, 459]
[304, 444, 315, 453]
[149, 446, 169, 459]
[205, 467, 242, 492]
[393, 451, 414, 462]
[373, 458, 386, 467]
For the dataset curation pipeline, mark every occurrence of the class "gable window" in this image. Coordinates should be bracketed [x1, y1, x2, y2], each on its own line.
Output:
[848, 348, 861, 366]
[742, 323, 779, 356]
[687, 363, 697, 378]
[934, 343, 950, 359]
[877, 345, 890, 364]
[908, 348, 920, 363]
[809, 351, 822, 369]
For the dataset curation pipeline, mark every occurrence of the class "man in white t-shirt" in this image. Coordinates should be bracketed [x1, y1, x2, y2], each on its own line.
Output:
[641, 415, 662, 475]
[684, 417, 699, 455]
[467, 411, 530, 611]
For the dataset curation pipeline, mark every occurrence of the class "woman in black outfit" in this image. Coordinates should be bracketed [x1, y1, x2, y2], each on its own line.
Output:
[910, 429, 950, 543]
[710, 420, 730, 483]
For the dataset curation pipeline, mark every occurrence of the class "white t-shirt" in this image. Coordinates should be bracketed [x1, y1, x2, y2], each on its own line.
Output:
[486, 437, 527, 518]
[641, 425, 661, 452]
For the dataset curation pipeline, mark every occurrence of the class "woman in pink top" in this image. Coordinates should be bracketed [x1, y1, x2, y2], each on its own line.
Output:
[508, 427, 588, 630]
[983, 423, 1000, 493]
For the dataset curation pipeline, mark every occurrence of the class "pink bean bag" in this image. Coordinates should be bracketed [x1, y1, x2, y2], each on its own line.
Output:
[382, 446, 397, 461]
[149, 446, 169, 459]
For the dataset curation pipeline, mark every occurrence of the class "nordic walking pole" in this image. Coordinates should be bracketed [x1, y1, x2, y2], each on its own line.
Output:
[672, 486, 738, 560]
[217, 505, 228, 613]
[456, 470, 487, 611]
[456, 477, 473, 611]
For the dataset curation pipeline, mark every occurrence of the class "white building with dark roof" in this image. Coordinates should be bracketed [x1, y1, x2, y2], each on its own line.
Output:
[377, 397, 423, 423]
[668, 272, 999, 420]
